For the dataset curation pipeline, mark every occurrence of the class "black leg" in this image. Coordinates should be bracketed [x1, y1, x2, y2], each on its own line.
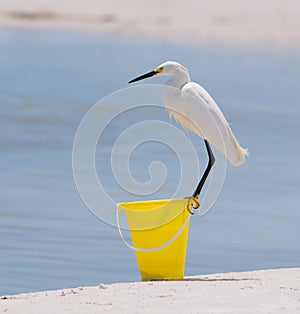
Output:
[192, 140, 215, 198]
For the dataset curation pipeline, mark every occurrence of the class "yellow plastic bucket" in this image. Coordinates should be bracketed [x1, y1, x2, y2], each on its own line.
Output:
[117, 198, 191, 281]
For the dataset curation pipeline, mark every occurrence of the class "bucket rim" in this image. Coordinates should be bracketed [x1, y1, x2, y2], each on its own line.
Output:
[118, 197, 189, 209]
[117, 197, 191, 232]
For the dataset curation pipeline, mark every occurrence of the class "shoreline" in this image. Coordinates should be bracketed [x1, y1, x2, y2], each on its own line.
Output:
[1, 1, 300, 53]
[1, 268, 300, 313]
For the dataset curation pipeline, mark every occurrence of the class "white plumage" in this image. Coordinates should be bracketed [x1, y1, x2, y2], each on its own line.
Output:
[129, 61, 248, 167]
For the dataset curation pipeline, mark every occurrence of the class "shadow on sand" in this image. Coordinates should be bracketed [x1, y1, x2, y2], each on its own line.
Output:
[149, 277, 259, 282]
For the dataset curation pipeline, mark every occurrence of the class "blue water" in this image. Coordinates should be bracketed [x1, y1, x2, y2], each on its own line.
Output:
[0, 29, 300, 296]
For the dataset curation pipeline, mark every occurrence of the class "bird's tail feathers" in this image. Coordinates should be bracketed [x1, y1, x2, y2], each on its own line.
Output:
[227, 126, 248, 166]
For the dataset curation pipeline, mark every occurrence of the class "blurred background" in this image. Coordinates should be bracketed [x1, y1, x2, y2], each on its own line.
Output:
[0, 0, 300, 295]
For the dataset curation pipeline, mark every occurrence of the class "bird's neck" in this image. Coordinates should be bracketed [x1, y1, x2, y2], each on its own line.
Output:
[167, 68, 190, 89]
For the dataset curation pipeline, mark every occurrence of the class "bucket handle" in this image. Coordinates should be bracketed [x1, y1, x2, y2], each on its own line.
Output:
[116, 208, 191, 252]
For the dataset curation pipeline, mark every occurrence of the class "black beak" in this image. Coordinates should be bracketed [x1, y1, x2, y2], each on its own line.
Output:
[128, 70, 157, 83]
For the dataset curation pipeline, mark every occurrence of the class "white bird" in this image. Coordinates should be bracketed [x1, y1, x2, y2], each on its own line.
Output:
[129, 61, 247, 207]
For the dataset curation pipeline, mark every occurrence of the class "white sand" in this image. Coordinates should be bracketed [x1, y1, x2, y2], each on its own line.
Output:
[1, 0, 300, 52]
[1, 268, 300, 313]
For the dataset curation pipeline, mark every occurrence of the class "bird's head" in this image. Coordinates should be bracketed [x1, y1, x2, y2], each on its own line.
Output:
[128, 61, 189, 83]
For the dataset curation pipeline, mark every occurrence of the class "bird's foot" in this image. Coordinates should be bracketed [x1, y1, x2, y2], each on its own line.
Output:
[187, 197, 200, 215]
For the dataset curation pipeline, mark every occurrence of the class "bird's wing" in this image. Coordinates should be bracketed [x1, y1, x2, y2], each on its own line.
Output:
[180, 82, 247, 166]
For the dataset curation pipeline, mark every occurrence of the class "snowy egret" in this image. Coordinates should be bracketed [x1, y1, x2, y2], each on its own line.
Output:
[129, 61, 247, 208]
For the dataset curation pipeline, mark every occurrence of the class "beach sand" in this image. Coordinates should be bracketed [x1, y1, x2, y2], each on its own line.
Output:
[1, 0, 300, 52]
[1, 268, 300, 313]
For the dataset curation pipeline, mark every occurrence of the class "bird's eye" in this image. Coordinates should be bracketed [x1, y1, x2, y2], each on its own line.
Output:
[154, 66, 164, 73]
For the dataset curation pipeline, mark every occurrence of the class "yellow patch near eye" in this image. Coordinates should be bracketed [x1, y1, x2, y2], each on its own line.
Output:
[154, 66, 164, 73]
